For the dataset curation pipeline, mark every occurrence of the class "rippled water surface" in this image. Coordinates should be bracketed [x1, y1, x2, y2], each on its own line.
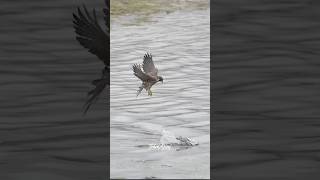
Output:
[0, 1, 107, 179]
[110, 9, 210, 179]
[213, 0, 320, 179]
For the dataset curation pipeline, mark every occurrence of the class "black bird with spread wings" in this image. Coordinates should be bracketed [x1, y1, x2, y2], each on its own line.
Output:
[133, 53, 163, 96]
[73, 0, 109, 114]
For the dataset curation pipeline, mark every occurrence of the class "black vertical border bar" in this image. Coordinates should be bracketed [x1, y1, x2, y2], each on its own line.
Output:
[106, 0, 111, 178]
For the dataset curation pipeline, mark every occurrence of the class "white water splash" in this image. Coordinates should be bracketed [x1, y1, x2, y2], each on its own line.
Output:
[160, 129, 180, 144]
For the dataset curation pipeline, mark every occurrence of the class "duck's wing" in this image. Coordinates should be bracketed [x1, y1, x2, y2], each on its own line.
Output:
[73, 5, 109, 65]
[143, 53, 158, 77]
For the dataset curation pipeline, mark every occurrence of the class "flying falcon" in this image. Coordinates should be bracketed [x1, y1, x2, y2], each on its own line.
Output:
[133, 53, 163, 96]
[73, 0, 109, 114]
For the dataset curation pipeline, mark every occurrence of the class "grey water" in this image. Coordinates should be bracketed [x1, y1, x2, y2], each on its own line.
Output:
[213, 0, 320, 179]
[110, 9, 210, 179]
[0, 1, 107, 179]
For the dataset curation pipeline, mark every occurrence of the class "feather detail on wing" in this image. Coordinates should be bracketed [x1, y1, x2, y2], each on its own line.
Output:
[73, 2, 110, 115]
[133, 64, 155, 81]
[143, 53, 158, 77]
[73, 5, 109, 65]
[133, 64, 148, 81]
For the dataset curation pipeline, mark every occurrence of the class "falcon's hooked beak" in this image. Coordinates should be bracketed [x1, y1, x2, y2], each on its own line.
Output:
[158, 76, 164, 83]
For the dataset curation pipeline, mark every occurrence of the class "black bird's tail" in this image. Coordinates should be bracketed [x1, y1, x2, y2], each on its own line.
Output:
[83, 67, 109, 115]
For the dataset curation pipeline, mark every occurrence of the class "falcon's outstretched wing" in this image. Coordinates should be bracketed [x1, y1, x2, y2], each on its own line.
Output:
[73, 5, 109, 65]
[133, 64, 155, 81]
[143, 53, 158, 76]
[73, 3, 110, 115]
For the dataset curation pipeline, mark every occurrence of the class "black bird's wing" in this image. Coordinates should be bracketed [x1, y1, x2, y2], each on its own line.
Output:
[73, 3, 110, 115]
[73, 5, 109, 64]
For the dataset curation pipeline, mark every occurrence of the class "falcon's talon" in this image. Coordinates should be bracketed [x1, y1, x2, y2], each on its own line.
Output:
[133, 53, 163, 97]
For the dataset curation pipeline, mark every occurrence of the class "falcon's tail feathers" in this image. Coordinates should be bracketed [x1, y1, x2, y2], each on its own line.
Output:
[83, 78, 107, 115]
[83, 67, 109, 115]
[136, 85, 143, 97]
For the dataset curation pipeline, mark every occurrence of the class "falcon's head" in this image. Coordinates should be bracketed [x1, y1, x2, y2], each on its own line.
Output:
[158, 76, 164, 83]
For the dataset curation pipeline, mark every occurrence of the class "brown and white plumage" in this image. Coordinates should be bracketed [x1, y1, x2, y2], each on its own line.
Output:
[133, 53, 163, 96]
